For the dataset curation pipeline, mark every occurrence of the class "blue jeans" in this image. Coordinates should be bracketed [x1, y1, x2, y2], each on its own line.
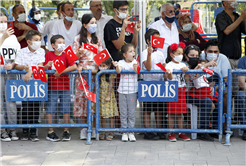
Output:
[235, 91, 246, 126]
[187, 96, 213, 129]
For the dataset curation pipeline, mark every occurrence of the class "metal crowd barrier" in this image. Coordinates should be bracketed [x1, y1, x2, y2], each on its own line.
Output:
[95, 69, 224, 142]
[0, 69, 93, 145]
[225, 69, 246, 146]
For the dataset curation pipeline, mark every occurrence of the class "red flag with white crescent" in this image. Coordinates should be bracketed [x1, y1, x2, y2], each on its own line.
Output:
[32, 66, 40, 79]
[93, 49, 111, 66]
[151, 36, 165, 49]
[84, 43, 98, 54]
[84, 88, 96, 103]
[64, 45, 78, 63]
[53, 57, 66, 74]
[38, 66, 47, 82]
[78, 75, 89, 91]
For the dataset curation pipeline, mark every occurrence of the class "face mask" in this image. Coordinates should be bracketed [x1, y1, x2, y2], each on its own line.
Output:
[206, 53, 218, 62]
[64, 14, 74, 22]
[173, 55, 183, 63]
[30, 41, 41, 50]
[188, 57, 199, 69]
[165, 15, 175, 23]
[0, 23, 7, 31]
[182, 23, 192, 32]
[116, 9, 127, 19]
[17, 13, 26, 23]
[175, 10, 179, 16]
[34, 14, 41, 21]
[230, 1, 238, 9]
[99, 66, 109, 70]
[56, 44, 66, 52]
[87, 24, 97, 34]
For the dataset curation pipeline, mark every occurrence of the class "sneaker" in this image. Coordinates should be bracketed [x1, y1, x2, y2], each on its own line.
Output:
[157, 133, 166, 139]
[242, 132, 246, 140]
[143, 133, 159, 140]
[122, 133, 128, 142]
[197, 133, 214, 141]
[128, 133, 136, 142]
[80, 128, 87, 140]
[168, 133, 177, 142]
[62, 131, 71, 141]
[178, 133, 190, 141]
[1, 131, 11, 142]
[9, 130, 18, 141]
[21, 132, 28, 141]
[91, 128, 96, 139]
[30, 134, 39, 142]
[46, 132, 60, 142]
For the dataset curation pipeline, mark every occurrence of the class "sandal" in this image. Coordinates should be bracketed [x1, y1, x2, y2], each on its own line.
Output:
[106, 132, 114, 141]
[99, 132, 106, 140]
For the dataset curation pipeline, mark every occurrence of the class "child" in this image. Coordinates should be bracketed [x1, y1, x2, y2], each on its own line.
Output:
[72, 14, 103, 140]
[112, 44, 138, 142]
[141, 29, 171, 140]
[44, 35, 77, 141]
[15, 30, 45, 141]
[165, 42, 190, 142]
[99, 59, 119, 141]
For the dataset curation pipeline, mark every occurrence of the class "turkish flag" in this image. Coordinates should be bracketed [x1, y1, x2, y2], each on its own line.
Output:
[78, 75, 89, 91]
[38, 66, 47, 82]
[84, 89, 96, 103]
[156, 62, 166, 72]
[84, 43, 98, 54]
[151, 36, 165, 49]
[93, 49, 111, 66]
[53, 57, 66, 74]
[32, 66, 40, 79]
[0, 54, 5, 65]
[126, 22, 135, 33]
[64, 45, 78, 63]
[136, 55, 141, 74]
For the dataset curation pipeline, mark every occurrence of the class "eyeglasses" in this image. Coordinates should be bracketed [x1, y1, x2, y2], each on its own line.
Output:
[91, 4, 102, 8]
[166, 10, 175, 14]
[119, 8, 129, 12]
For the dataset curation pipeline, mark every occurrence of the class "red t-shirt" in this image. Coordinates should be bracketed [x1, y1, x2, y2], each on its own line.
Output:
[13, 21, 38, 48]
[44, 51, 76, 91]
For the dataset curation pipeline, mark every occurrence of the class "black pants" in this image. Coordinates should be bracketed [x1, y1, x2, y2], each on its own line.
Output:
[22, 101, 40, 133]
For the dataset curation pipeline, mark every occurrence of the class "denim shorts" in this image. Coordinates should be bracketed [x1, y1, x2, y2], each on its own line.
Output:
[46, 90, 70, 114]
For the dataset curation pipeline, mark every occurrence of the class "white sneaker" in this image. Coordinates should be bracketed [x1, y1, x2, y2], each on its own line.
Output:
[122, 133, 128, 142]
[128, 133, 136, 142]
[9, 130, 19, 141]
[91, 128, 96, 139]
[1, 131, 11, 142]
[80, 128, 87, 140]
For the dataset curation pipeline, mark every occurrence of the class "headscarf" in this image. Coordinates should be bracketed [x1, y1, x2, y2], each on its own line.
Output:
[178, 14, 195, 41]
[28, 6, 41, 24]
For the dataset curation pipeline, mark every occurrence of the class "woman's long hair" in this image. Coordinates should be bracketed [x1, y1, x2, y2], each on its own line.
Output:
[79, 14, 98, 45]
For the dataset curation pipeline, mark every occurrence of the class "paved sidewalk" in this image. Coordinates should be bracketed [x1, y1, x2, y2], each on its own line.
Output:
[0, 128, 245, 166]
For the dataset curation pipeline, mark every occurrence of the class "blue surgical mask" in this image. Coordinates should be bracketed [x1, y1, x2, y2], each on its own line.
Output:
[64, 14, 74, 22]
[87, 24, 97, 34]
[165, 15, 175, 23]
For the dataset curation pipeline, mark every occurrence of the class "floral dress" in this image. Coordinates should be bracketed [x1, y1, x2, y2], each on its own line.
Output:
[100, 74, 118, 118]
[73, 35, 103, 117]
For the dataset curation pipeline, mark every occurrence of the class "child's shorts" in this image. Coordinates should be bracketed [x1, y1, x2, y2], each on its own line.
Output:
[46, 90, 70, 114]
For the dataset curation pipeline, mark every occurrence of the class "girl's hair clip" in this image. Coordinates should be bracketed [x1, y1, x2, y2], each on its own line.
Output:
[170, 42, 186, 52]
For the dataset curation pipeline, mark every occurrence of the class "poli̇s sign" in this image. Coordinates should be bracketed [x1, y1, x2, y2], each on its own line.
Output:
[138, 81, 178, 102]
[6, 80, 48, 101]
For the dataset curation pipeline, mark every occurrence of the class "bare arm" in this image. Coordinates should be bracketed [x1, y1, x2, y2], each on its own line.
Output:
[131, 21, 141, 48]
[143, 46, 153, 71]
[238, 76, 246, 91]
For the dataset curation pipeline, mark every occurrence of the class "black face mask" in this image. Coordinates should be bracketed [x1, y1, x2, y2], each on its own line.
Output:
[188, 57, 199, 69]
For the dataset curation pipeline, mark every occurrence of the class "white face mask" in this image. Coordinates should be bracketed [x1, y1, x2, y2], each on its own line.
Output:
[56, 44, 66, 52]
[30, 41, 41, 50]
[34, 14, 41, 21]
[182, 23, 192, 32]
[0, 23, 7, 31]
[17, 13, 26, 23]
[173, 55, 183, 63]
[116, 9, 127, 19]
[99, 66, 109, 70]
[206, 53, 218, 62]
[87, 24, 97, 34]
[59, 14, 64, 20]
[230, 1, 238, 9]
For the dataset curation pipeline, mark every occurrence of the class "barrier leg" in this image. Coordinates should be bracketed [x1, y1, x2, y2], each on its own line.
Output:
[187, 104, 197, 139]
[224, 131, 233, 146]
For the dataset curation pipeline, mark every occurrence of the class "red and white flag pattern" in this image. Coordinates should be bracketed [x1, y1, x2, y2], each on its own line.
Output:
[38, 66, 47, 82]
[136, 55, 141, 74]
[64, 45, 78, 63]
[78, 74, 96, 103]
[151, 36, 165, 49]
[78, 75, 89, 91]
[53, 57, 66, 74]
[32, 66, 40, 79]
[93, 49, 111, 66]
[126, 22, 135, 33]
[84, 43, 98, 54]
[156, 62, 167, 72]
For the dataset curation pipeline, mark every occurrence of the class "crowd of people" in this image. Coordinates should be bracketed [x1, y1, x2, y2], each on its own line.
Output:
[1, 0, 246, 143]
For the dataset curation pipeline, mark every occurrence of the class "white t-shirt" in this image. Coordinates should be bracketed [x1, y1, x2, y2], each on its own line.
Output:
[0, 34, 20, 68]
[141, 49, 165, 81]
[41, 19, 57, 51]
[166, 61, 186, 87]
[52, 19, 82, 47]
[117, 59, 138, 94]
